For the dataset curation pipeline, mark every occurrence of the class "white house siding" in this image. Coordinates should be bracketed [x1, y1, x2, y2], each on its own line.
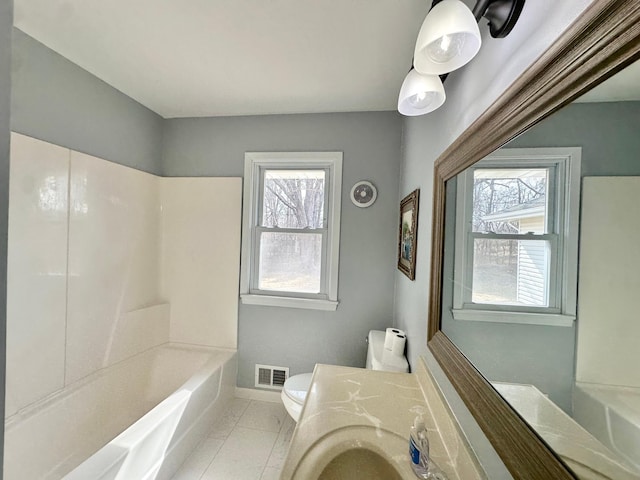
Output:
[517, 217, 547, 306]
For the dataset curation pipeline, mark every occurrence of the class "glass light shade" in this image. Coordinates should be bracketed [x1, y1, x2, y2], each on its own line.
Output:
[397, 69, 445, 116]
[414, 0, 481, 75]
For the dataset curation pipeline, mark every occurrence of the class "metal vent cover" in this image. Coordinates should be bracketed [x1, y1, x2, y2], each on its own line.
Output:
[255, 364, 289, 390]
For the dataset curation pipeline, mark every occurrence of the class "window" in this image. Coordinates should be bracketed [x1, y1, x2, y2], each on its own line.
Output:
[452, 148, 581, 326]
[240, 152, 342, 310]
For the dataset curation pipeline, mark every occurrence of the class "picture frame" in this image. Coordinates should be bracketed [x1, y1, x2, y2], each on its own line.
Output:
[398, 189, 419, 280]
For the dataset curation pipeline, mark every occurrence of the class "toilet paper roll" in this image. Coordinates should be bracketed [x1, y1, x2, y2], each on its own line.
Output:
[384, 328, 405, 350]
[390, 334, 406, 357]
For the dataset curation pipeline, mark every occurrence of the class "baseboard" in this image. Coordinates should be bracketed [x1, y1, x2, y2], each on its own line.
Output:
[235, 387, 282, 403]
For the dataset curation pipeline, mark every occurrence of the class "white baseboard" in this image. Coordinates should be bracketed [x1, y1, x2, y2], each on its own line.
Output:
[235, 387, 282, 403]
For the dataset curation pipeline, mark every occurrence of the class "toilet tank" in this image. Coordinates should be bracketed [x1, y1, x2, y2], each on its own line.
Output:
[366, 330, 409, 373]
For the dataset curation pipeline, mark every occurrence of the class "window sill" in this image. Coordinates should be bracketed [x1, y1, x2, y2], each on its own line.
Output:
[451, 308, 575, 327]
[240, 294, 338, 311]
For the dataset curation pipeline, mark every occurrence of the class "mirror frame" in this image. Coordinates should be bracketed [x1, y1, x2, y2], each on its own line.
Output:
[427, 1, 640, 478]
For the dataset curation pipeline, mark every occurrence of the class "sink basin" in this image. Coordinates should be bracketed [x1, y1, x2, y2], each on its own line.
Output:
[291, 425, 411, 480]
[319, 448, 403, 480]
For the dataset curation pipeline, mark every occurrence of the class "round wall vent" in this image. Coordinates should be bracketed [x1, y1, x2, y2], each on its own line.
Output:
[350, 181, 377, 208]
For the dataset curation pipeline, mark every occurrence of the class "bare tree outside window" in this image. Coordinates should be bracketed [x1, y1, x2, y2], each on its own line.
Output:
[262, 170, 325, 229]
[471, 168, 549, 305]
[259, 170, 326, 293]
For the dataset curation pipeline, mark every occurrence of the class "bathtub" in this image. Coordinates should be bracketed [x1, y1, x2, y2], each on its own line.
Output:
[574, 383, 640, 473]
[4, 344, 237, 480]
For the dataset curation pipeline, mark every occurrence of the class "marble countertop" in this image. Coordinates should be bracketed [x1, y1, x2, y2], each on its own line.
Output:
[495, 382, 640, 480]
[281, 364, 468, 479]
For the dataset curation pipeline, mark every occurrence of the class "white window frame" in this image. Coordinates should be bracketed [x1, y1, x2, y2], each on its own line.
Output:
[240, 152, 342, 311]
[452, 147, 581, 327]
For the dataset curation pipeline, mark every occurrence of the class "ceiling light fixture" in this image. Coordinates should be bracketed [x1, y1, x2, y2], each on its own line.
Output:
[398, 0, 525, 115]
[397, 68, 446, 116]
[414, 0, 481, 75]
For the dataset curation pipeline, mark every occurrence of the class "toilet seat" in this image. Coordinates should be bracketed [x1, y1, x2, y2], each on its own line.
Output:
[281, 373, 313, 422]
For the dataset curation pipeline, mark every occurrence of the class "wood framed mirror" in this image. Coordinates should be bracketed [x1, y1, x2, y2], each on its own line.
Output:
[427, 1, 640, 478]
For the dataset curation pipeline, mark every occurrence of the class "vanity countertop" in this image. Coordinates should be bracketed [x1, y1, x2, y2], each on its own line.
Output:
[281, 363, 480, 479]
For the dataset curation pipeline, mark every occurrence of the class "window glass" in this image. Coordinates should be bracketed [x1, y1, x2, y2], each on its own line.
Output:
[261, 170, 325, 229]
[472, 238, 550, 307]
[258, 232, 322, 293]
[472, 168, 548, 234]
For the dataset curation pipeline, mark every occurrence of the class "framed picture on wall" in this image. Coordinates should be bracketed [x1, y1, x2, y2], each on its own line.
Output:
[398, 189, 419, 280]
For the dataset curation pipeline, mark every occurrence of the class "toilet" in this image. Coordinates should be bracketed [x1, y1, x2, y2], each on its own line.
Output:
[281, 329, 409, 422]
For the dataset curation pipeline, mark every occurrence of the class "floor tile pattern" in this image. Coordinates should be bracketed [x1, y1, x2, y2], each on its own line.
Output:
[171, 398, 295, 480]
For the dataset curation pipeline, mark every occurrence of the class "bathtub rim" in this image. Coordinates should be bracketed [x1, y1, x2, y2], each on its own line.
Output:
[4, 342, 236, 430]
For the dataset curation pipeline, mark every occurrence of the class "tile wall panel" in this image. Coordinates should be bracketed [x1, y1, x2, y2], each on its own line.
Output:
[6, 134, 238, 413]
[6, 133, 69, 416]
[160, 178, 241, 348]
[106, 303, 170, 367]
[66, 151, 162, 384]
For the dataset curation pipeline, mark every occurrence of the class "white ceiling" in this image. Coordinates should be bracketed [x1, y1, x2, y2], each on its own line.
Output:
[14, 0, 430, 118]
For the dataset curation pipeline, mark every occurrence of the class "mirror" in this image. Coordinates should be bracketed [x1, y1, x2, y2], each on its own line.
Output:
[441, 57, 640, 479]
[427, 2, 640, 479]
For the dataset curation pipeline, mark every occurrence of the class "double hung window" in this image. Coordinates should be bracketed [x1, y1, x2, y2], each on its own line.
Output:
[452, 148, 581, 326]
[240, 152, 342, 310]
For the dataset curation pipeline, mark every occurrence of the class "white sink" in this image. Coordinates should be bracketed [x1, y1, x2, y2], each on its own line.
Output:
[292, 425, 409, 480]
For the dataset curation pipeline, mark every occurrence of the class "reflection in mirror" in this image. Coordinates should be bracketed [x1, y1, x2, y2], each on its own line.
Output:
[441, 58, 640, 479]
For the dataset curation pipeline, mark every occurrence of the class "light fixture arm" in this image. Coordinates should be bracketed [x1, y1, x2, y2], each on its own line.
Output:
[472, 0, 525, 38]
[471, 0, 493, 20]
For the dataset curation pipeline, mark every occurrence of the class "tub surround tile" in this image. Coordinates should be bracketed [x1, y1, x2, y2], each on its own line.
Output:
[160, 177, 241, 350]
[6, 133, 70, 417]
[106, 303, 170, 367]
[6, 133, 241, 422]
[6, 134, 244, 479]
[237, 400, 288, 433]
[66, 150, 161, 384]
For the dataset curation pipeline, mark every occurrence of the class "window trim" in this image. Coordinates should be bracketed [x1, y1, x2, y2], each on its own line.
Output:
[240, 152, 342, 310]
[452, 147, 581, 326]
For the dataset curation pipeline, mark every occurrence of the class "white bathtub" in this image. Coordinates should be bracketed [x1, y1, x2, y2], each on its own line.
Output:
[574, 383, 640, 472]
[4, 344, 237, 480]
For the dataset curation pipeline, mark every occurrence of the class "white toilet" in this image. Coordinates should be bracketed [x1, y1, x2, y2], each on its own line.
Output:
[281, 329, 409, 422]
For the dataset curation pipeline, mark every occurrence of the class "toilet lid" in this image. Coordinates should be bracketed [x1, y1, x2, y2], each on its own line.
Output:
[283, 373, 313, 404]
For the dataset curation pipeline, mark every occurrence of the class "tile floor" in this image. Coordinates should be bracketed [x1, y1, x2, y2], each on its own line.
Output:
[171, 398, 295, 480]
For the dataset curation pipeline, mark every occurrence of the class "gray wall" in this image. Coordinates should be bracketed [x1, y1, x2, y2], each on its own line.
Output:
[0, 0, 12, 475]
[394, 0, 594, 373]
[11, 29, 163, 174]
[510, 101, 640, 176]
[162, 112, 402, 387]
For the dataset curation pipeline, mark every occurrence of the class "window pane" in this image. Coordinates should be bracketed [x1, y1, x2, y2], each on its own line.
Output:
[472, 238, 550, 307]
[472, 168, 548, 234]
[259, 232, 322, 293]
[262, 170, 325, 229]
